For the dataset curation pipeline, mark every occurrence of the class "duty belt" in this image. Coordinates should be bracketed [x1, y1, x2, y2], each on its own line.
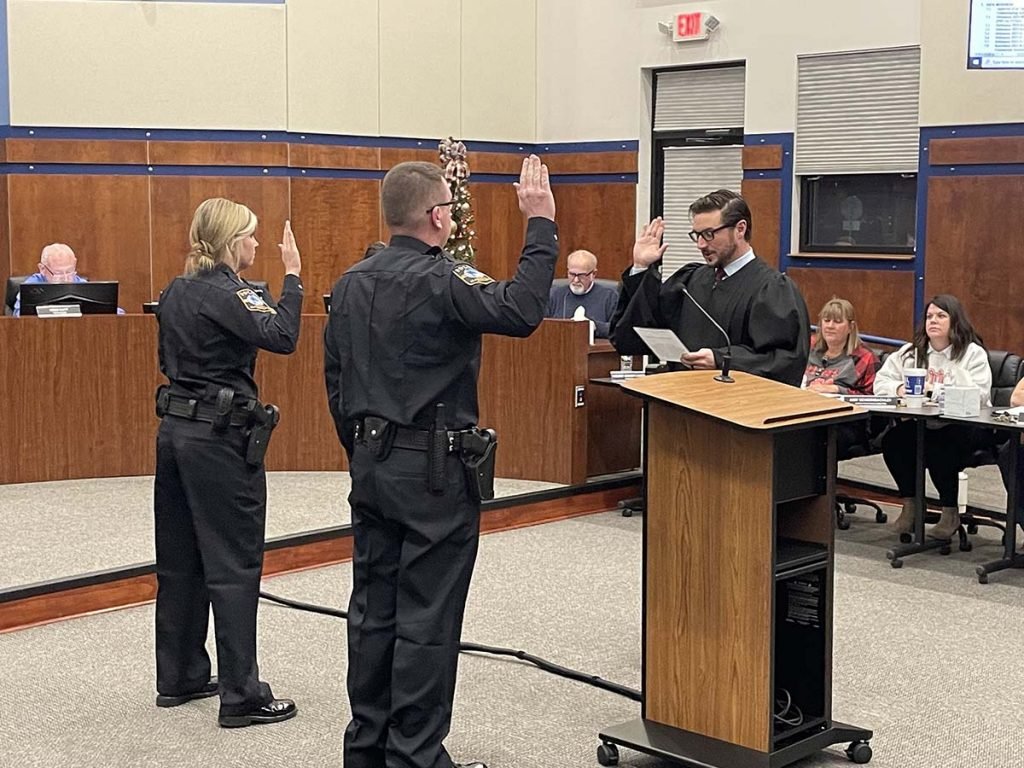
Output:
[355, 421, 470, 453]
[160, 394, 252, 427]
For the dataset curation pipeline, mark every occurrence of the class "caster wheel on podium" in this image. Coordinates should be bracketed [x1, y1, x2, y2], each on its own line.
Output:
[597, 742, 619, 766]
[845, 740, 872, 764]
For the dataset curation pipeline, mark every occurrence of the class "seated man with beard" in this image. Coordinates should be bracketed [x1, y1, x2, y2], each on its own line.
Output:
[545, 249, 619, 339]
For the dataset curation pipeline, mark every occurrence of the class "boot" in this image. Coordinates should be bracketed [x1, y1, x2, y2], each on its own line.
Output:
[929, 506, 961, 540]
[891, 498, 916, 535]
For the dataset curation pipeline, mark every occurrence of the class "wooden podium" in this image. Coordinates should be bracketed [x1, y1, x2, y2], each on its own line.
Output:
[597, 371, 874, 767]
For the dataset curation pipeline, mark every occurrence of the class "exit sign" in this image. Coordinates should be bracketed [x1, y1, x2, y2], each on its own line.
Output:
[674, 12, 708, 42]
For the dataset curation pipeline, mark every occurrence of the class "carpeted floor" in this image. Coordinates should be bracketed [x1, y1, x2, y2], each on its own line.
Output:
[1, 506, 1022, 768]
[0, 473, 563, 590]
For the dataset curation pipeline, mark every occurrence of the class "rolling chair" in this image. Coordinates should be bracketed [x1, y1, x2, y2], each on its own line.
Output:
[4, 276, 31, 316]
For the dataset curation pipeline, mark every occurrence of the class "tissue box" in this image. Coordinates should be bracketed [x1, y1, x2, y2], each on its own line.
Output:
[942, 386, 981, 417]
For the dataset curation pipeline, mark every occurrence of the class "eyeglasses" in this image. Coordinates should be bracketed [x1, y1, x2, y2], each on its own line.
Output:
[568, 270, 595, 280]
[42, 264, 78, 280]
[687, 224, 735, 243]
[426, 200, 456, 214]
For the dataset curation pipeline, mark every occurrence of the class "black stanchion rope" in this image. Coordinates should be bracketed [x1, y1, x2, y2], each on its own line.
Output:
[259, 589, 640, 702]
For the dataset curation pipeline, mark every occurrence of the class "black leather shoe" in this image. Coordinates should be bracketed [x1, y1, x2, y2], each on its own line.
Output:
[156, 677, 219, 708]
[218, 698, 297, 728]
[454, 762, 488, 768]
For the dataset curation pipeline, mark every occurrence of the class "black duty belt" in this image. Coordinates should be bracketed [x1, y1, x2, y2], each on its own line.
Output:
[162, 395, 252, 427]
[355, 420, 470, 453]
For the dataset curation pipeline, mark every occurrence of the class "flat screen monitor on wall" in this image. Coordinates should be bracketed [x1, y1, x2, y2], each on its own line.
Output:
[968, 0, 1024, 69]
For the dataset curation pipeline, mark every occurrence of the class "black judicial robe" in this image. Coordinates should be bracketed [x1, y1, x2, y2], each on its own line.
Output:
[609, 257, 810, 386]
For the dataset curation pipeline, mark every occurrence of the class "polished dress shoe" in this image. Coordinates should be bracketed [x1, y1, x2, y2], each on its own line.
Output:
[218, 698, 297, 728]
[156, 677, 219, 708]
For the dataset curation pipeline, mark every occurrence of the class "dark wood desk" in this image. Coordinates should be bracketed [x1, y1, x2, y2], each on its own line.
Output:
[0, 316, 641, 486]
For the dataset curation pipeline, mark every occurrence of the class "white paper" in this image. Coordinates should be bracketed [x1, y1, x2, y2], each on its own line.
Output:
[634, 327, 690, 362]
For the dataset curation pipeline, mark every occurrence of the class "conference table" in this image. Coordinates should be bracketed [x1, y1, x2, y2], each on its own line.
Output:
[863, 400, 1024, 582]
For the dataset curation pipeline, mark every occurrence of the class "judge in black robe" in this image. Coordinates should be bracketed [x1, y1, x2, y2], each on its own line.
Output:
[610, 191, 810, 386]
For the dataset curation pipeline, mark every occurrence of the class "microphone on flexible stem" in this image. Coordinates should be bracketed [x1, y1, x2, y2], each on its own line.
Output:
[681, 286, 734, 383]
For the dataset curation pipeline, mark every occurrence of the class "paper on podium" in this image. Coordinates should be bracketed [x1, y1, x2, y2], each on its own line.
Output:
[635, 327, 690, 362]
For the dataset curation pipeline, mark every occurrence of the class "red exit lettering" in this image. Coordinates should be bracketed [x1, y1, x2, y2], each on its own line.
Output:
[676, 12, 702, 38]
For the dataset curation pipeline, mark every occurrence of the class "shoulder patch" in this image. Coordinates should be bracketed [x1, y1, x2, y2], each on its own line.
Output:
[452, 262, 495, 286]
[236, 288, 277, 314]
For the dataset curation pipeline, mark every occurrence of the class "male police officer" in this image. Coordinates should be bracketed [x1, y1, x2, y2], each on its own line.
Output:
[324, 156, 557, 768]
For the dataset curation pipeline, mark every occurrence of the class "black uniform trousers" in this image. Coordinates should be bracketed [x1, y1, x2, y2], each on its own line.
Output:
[881, 421, 974, 507]
[344, 443, 480, 768]
[154, 416, 274, 716]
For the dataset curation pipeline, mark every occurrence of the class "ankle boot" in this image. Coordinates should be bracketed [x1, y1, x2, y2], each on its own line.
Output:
[892, 498, 916, 535]
[930, 506, 961, 540]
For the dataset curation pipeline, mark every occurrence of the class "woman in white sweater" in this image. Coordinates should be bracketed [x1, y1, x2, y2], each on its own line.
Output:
[874, 294, 991, 539]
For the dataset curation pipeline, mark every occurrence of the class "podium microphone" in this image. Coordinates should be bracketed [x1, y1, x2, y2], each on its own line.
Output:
[681, 286, 734, 383]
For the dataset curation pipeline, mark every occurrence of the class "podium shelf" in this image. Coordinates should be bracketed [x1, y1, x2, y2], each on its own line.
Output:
[775, 539, 828, 577]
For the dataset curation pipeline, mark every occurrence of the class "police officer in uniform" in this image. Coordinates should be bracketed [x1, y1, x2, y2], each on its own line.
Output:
[154, 197, 302, 728]
[324, 156, 558, 768]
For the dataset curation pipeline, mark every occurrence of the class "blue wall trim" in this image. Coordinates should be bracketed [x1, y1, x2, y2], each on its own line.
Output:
[0, 163, 636, 184]
[921, 122, 1024, 140]
[744, 132, 795, 273]
[787, 257, 916, 272]
[1, 125, 638, 155]
[928, 163, 1024, 176]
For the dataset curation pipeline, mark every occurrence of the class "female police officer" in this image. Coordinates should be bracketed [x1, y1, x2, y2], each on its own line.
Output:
[153, 197, 302, 728]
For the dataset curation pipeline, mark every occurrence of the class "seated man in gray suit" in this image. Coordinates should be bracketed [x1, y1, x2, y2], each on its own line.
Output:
[545, 249, 619, 338]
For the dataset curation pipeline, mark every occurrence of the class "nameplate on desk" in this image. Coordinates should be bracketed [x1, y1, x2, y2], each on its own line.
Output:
[36, 304, 82, 318]
[609, 370, 645, 380]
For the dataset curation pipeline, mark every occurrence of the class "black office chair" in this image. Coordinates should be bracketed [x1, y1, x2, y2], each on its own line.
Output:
[835, 349, 889, 530]
[4, 275, 30, 316]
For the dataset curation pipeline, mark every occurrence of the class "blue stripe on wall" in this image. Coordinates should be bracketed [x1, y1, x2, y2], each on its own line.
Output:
[745, 132, 793, 271]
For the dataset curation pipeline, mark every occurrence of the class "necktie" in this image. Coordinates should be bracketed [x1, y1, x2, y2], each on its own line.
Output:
[715, 266, 726, 284]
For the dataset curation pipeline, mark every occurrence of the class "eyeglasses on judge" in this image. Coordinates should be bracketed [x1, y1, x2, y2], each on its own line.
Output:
[687, 223, 737, 243]
[568, 269, 596, 280]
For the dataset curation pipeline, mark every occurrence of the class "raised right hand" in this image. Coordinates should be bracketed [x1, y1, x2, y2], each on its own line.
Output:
[279, 219, 302, 276]
[514, 155, 556, 221]
[633, 218, 668, 268]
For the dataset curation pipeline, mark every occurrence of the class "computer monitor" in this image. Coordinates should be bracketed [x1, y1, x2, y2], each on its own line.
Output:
[19, 281, 120, 316]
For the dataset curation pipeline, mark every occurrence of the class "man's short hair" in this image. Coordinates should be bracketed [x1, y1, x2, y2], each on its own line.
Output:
[689, 189, 753, 242]
[381, 162, 448, 229]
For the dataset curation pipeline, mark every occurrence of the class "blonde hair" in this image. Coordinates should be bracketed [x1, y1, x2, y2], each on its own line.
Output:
[184, 198, 257, 276]
[814, 297, 862, 356]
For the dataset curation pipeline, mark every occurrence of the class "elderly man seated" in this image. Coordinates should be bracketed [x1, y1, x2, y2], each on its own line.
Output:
[545, 249, 619, 339]
[13, 243, 123, 315]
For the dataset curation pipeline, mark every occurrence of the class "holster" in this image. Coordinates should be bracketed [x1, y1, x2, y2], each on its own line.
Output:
[460, 428, 498, 502]
[245, 404, 280, 466]
[155, 385, 171, 418]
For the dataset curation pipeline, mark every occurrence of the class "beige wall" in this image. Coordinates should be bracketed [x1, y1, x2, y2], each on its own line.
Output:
[7, 0, 538, 140]
[920, 0, 1024, 126]
[538, 0, 921, 142]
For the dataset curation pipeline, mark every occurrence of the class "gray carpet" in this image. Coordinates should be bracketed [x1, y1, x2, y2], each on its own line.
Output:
[0, 473, 563, 590]
[1, 508, 1022, 768]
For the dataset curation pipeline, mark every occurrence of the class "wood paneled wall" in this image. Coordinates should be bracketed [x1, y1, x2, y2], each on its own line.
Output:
[924, 174, 1024, 351]
[787, 267, 916, 341]
[0, 139, 637, 314]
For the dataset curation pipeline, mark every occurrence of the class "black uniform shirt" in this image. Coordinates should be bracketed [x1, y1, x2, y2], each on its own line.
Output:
[157, 264, 303, 402]
[324, 217, 558, 444]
